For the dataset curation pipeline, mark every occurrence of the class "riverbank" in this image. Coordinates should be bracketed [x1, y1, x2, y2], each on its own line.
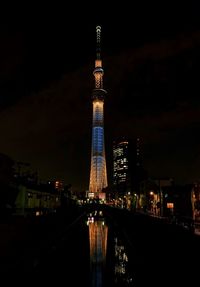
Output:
[0, 206, 85, 273]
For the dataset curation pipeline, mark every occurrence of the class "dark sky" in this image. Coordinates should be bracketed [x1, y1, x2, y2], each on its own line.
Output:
[0, 3, 200, 191]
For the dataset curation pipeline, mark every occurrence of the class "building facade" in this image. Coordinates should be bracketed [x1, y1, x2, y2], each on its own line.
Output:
[112, 137, 147, 209]
[89, 26, 107, 200]
[113, 139, 133, 197]
[15, 182, 61, 216]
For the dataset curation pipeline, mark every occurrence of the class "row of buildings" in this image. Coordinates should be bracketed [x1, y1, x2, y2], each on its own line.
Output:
[106, 137, 200, 230]
[0, 153, 72, 217]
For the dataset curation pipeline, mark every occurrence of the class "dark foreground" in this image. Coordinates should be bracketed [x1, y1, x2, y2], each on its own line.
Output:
[0, 204, 199, 286]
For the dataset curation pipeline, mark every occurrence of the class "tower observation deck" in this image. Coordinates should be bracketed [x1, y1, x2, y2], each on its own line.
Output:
[89, 26, 108, 199]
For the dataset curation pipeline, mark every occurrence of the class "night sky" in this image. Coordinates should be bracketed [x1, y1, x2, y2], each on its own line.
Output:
[0, 3, 200, 191]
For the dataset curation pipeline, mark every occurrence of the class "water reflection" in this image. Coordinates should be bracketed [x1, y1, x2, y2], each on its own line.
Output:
[113, 236, 133, 286]
[87, 210, 108, 287]
[87, 209, 133, 287]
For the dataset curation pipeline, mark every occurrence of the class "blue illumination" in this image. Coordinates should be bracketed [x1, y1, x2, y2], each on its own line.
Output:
[95, 108, 103, 121]
[92, 127, 104, 153]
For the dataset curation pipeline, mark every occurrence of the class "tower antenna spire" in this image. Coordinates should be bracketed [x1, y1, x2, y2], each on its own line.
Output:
[96, 25, 101, 59]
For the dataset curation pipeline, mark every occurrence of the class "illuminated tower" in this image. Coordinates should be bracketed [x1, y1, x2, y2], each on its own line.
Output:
[89, 26, 107, 199]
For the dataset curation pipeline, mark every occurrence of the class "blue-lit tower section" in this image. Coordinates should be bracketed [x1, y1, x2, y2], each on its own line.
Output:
[89, 26, 108, 199]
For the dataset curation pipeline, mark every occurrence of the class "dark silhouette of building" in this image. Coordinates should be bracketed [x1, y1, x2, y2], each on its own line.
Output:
[0, 153, 18, 216]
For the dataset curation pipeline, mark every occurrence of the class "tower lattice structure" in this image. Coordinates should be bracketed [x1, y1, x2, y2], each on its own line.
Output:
[89, 26, 108, 198]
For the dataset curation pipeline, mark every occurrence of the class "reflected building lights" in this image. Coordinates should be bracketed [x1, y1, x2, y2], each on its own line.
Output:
[113, 236, 133, 285]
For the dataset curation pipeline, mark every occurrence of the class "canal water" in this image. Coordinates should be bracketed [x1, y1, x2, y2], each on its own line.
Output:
[21, 205, 200, 286]
[22, 207, 135, 286]
[86, 208, 134, 287]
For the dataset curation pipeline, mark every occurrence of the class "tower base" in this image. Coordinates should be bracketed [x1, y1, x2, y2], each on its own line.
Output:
[87, 191, 106, 201]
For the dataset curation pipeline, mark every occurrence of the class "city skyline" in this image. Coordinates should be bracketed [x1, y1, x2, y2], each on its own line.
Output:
[0, 4, 200, 191]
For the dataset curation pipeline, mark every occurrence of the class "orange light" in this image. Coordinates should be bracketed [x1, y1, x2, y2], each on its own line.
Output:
[167, 203, 174, 209]
[95, 60, 102, 67]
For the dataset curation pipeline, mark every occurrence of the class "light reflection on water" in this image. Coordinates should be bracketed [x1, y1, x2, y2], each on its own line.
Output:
[87, 209, 108, 287]
[113, 236, 133, 286]
[87, 209, 134, 287]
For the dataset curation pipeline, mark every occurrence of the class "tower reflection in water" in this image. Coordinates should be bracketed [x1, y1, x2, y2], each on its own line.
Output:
[87, 210, 108, 287]
[87, 210, 133, 287]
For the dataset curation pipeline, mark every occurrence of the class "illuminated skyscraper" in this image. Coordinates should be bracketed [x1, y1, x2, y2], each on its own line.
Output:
[89, 26, 107, 199]
[113, 137, 146, 196]
[113, 139, 132, 194]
